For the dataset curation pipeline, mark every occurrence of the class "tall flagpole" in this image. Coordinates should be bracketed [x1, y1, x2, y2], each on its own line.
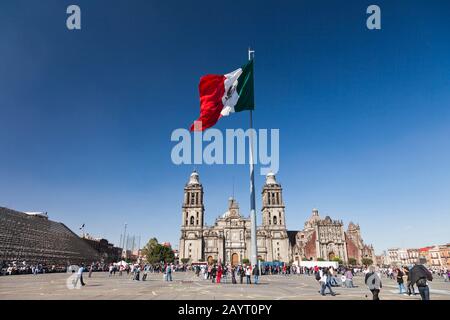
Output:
[248, 47, 258, 267]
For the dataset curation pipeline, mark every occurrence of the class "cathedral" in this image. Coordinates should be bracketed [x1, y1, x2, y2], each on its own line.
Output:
[179, 171, 375, 265]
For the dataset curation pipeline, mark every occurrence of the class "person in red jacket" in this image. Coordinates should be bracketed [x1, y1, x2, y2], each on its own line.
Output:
[216, 264, 223, 284]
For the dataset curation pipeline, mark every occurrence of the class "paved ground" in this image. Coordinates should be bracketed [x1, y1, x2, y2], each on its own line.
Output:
[0, 272, 449, 300]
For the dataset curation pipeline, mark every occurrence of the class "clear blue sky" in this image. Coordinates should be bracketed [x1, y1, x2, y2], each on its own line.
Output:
[1, 0, 449, 254]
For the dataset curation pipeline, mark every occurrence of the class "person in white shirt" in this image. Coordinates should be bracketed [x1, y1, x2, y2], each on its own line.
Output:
[319, 268, 336, 296]
[74, 265, 85, 287]
[245, 265, 252, 284]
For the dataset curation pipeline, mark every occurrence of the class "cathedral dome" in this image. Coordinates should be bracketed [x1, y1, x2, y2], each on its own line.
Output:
[222, 197, 239, 218]
[265, 172, 278, 185]
[188, 171, 200, 185]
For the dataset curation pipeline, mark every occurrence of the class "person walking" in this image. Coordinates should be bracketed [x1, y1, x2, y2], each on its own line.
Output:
[74, 264, 86, 288]
[88, 263, 94, 278]
[340, 274, 346, 287]
[134, 265, 140, 281]
[142, 265, 148, 281]
[365, 265, 382, 300]
[396, 268, 406, 294]
[404, 266, 416, 296]
[231, 266, 237, 284]
[239, 265, 245, 284]
[223, 265, 228, 284]
[344, 268, 354, 288]
[253, 264, 260, 284]
[207, 264, 212, 280]
[211, 264, 217, 283]
[166, 264, 173, 282]
[245, 265, 252, 284]
[319, 268, 336, 296]
[203, 265, 208, 280]
[216, 264, 223, 284]
[410, 258, 433, 300]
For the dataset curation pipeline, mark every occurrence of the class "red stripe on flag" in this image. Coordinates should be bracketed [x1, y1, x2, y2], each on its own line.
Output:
[190, 74, 226, 131]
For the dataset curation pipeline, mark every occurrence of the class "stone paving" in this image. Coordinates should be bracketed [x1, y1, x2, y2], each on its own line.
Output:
[0, 272, 449, 300]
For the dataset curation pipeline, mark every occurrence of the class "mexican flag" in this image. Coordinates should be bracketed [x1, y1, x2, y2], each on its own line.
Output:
[190, 60, 254, 131]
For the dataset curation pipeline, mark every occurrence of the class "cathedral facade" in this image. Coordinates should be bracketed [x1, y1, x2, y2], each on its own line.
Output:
[179, 171, 375, 265]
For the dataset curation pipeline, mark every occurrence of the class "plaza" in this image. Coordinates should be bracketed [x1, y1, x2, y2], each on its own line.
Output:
[0, 271, 449, 300]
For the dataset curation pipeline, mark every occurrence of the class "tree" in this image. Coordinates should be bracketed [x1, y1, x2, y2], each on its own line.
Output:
[181, 258, 190, 264]
[333, 257, 343, 264]
[142, 238, 158, 255]
[141, 238, 175, 264]
[348, 258, 357, 266]
[317, 258, 325, 261]
[242, 258, 250, 265]
[361, 258, 373, 266]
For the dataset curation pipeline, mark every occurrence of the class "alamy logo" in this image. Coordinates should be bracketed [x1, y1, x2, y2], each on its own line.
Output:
[66, 265, 82, 290]
[66, 5, 81, 30]
[366, 5, 381, 30]
[171, 122, 279, 175]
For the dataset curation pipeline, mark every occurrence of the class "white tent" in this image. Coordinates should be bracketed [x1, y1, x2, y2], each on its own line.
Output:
[116, 260, 128, 266]
[298, 261, 339, 269]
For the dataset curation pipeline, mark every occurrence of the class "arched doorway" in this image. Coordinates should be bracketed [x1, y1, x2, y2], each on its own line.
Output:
[207, 256, 214, 265]
[328, 252, 335, 261]
[231, 253, 239, 266]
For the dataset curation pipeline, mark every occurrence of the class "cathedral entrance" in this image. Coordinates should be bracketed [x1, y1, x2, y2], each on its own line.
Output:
[207, 256, 214, 265]
[328, 252, 335, 261]
[231, 253, 239, 266]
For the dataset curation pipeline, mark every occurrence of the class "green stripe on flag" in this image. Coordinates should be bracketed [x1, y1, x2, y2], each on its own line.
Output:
[235, 60, 255, 112]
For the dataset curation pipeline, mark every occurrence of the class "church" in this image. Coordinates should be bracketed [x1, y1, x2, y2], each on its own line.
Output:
[179, 171, 375, 265]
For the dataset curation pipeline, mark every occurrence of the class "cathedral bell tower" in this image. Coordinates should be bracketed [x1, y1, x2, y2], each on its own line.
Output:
[261, 173, 286, 227]
[261, 173, 289, 262]
[179, 171, 204, 263]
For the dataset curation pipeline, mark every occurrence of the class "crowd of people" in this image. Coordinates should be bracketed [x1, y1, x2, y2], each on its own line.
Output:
[0, 261, 115, 276]
[309, 258, 441, 300]
[3, 258, 448, 301]
[183, 259, 445, 301]
[191, 264, 260, 284]
[1, 262, 67, 275]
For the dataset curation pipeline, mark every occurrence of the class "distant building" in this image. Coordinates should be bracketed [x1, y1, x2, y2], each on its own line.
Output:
[398, 248, 409, 265]
[82, 235, 122, 263]
[0, 207, 100, 266]
[419, 247, 433, 265]
[406, 248, 420, 265]
[439, 244, 450, 268]
[375, 251, 391, 266]
[386, 245, 449, 268]
[388, 248, 400, 266]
